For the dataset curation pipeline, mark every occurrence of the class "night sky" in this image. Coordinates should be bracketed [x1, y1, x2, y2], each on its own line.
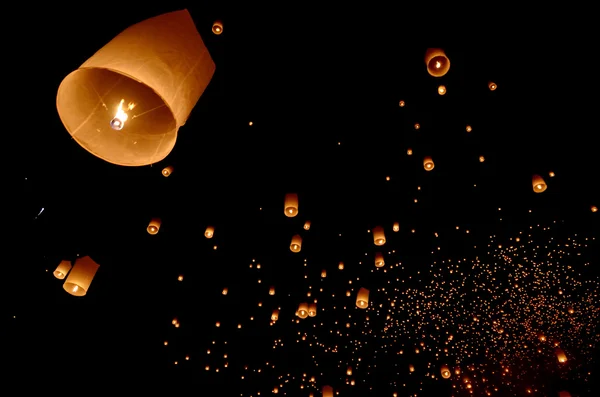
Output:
[12, 4, 599, 396]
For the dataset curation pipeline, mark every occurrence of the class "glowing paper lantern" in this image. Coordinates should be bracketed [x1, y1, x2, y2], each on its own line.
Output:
[372, 225, 386, 245]
[53, 260, 72, 279]
[438, 85, 446, 95]
[356, 287, 369, 309]
[304, 220, 311, 230]
[212, 20, 223, 35]
[440, 365, 451, 378]
[205, 226, 215, 238]
[322, 385, 333, 397]
[290, 234, 302, 253]
[423, 156, 435, 171]
[308, 303, 317, 317]
[162, 166, 174, 177]
[297, 303, 309, 319]
[375, 252, 385, 268]
[532, 174, 547, 193]
[56, 10, 216, 166]
[488, 81, 498, 91]
[269, 286, 275, 295]
[555, 348, 567, 363]
[271, 309, 279, 321]
[63, 256, 100, 297]
[559, 391, 572, 397]
[393, 222, 400, 232]
[284, 193, 299, 217]
[147, 218, 161, 235]
[425, 48, 450, 77]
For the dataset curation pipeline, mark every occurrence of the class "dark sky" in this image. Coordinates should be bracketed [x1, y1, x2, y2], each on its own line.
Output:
[11, 3, 599, 396]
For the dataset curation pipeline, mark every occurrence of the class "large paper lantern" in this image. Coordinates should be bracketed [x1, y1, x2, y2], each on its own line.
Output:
[425, 48, 450, 77]
[284, 193, 299, 217]
[440, 364, 451, 378]
[322, 385, 333, 397]
[532, 174, 547, 193]
[290, 234, 302, 252]
[356, 287, 369, 308]
[423, 156, 435, 171]
[147, 218, 161, 235]
[63, 256, 100, 296]
[372, 225, 386, 245]
[56, 10, 216, 166]
[53, 260, 72, 279]
[375, 252, 385, 268]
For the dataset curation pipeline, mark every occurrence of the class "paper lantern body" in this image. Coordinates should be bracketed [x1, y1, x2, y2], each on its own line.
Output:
[53, 260, 72, 279]
[56, 9, 216, 166]
[63, 256, 100, 296]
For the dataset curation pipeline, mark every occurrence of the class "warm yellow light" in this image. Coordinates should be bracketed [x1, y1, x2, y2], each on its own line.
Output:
[212, 20, 223, 35]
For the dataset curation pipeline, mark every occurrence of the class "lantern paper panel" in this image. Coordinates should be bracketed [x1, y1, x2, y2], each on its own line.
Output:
[53, 260, 72, 279]
[56, 10, 216, 166]
[63, 256, 100, 297]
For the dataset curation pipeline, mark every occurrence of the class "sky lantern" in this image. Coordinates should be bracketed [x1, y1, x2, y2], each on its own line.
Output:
[147, 218, 161, 235]
[372, 225, 386, 245]
[284, 193, 299, 217]
[63, 256, 100, 297]
[425, 48, 450, 77]
[532, 174, 547, 193]
[53, 260, 72, 279]
[56, 10, 215, 166]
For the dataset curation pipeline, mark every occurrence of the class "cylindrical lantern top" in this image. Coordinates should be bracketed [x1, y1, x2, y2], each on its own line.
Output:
[205, 225, 215, 238]
[356, 287, 369, 309]
[532, 174, 547, 193]
[440, 364, 451, 378]
[147, 218, 161, 234]
[284, 193, 299, 217]
[393, 222, 400, 232]
[375, 252, 384, 267]
[304, 220, 311, 230]
[372, 225, 386, 245]
[56, 10, 216, 166]
[212, 20, 223, 35]
[63, 256, 100, 297]
[425, 48, 450, 77]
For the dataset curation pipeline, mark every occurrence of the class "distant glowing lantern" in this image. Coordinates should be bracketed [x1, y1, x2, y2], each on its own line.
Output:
[438, 85, 447, 95]
[56, 10, 216, 166]
[297, 303, 309, 319]
[53, 260, 72, 279]
[356, 287, 369, 309]
[347, 366, 352, 375]
[372, 225, 386, 245]
[559, 391, 572, 397]
[479, 155, 485, 162]
[212, 20, 223, 35]
[338, 261, 344, 270]
[393, 222, 400, 232]
[549, 171, 555, 177]
[441, 365, 451, 378]
[147, 218, 161, 235]
[555, 348, 567, 363]
[591, 205, 598, 212]
[532, 174, 547, 193]
[407, 148, 413, 155]
[63, 256, 100, 297]
[322, 385, 333, 397]
[466, 125, 472, 132]
[162, 166, 174, 177]
[409, 364, 415, 372]
[414, 123, 420, 130]
[290, 234, 302, 252]
[205, 226, 215, 238]
[538, 334, 547, 342]
[488, 81, 497, 91]
[284, 193, 299, 217]
[425, 48, 450, 77]
[321, 270, 327, 278]
[375, 252, 385, 267]
[269, 286, 275, 295]
[308, 303, 317, 317]
[271, 309, 279, 321]
[222, 287, 228, 295]
[423, 156, 435, 171]
[399, 100, 405, 107]
[304, 220, 311, 230]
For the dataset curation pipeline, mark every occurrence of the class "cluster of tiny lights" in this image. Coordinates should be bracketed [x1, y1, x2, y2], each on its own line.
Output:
[158, 216, 598, 397]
